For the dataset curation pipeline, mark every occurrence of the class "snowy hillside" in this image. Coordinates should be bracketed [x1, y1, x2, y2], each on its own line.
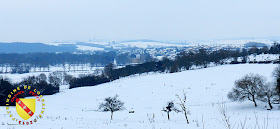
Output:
[1, 64, 279, 129]
[118, 41, 186, 48]
[41, 38, 277, 51]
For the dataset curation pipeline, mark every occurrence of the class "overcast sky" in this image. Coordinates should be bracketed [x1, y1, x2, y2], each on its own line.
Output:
[0, 0, 279, 42]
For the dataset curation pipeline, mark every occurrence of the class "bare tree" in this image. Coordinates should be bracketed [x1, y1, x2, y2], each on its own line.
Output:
[162, 101, 180, 120]
[63, 72, 73, 85]
[0, 77, 14, 105]
[227, 73, 265, 107]
[257, 82, 278, 109]
[176, 91, 190, 124]
[48, 72, 62, 87]
[217, 102, 232, 129]
[37, 73, 47, 82]
[272, 65, 280, 99]
[93, 68, 102, 75]
[0, 89, 5, 96]
[104, 63, 115, 78]
[21, 76, 37, 86]
[99, 95, 124, 120]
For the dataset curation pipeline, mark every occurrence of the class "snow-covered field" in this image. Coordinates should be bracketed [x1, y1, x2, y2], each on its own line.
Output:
[119, 41, 186, 48]
[40, 38, 278, 51]
[1, 64, 280, 129]
[247, 54, 279, 62]
[76, 45, 104, 51]
[0, 65, 104, 83]
[186, 39, 274, 46]
[230, 54, 279, 63]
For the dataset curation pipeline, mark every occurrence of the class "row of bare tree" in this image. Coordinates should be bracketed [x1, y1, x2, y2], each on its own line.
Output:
[228, 66, 280, 109]
[99, 93, 190, 124]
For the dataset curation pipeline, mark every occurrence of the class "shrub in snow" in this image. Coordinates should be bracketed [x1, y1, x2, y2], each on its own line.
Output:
[162, 101, 180, 120]
[176, 92, 190, 124]
[99, 95, 124, 120]
[0, 77, 14, 105]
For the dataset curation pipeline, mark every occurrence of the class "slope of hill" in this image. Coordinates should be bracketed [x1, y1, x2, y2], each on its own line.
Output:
[0, 39, 276, 54]
[0, 64, 279, 129]
[0, 43, 77, 53]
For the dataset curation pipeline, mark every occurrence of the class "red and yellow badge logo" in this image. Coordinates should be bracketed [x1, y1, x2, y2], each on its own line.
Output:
[5, 86, 45, 125]
[16, 98, 36, 120]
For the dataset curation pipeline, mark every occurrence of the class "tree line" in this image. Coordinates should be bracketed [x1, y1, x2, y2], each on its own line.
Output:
[0, 52, 153, 74]
[69, 43, 280, 89]
[0, 72, 74, 105]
